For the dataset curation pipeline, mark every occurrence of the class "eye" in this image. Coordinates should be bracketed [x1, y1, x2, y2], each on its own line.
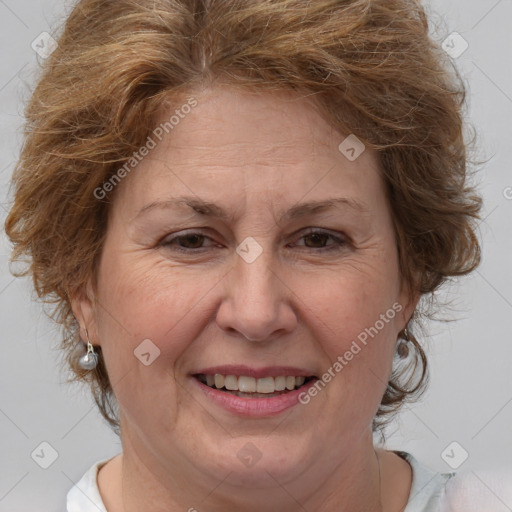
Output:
[160, 231, 219, 252]
[291, 229, 349, 252]
[159, 228, 349, 254]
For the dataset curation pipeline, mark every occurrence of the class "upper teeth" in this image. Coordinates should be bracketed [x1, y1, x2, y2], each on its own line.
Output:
[202, 374, 306, 393]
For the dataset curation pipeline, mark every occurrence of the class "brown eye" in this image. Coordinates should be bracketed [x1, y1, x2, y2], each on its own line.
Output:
[160, 231, 217, 252]
[293, 229, 348, 252]
[173, 233, 206, 249]
[303, 232, 331, 248]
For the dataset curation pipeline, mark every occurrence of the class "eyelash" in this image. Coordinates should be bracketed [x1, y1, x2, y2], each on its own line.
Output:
[160, 229, 349, 254]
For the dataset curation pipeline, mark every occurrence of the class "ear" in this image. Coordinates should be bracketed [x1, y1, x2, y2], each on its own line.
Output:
[69, 279, 100, 346]
[397, 285, 421, 332]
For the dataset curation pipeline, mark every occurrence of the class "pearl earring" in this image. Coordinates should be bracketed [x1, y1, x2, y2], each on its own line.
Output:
[78, 327, 98, 370]
[397, 327, 411, 358]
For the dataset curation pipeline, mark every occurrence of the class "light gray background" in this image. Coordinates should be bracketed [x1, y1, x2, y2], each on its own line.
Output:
[0, 0, 511, 510]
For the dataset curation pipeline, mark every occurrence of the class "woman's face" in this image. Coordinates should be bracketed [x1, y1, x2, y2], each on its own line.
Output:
[75, 85, 415, 492]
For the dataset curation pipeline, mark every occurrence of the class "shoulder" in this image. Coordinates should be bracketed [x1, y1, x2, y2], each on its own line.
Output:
[394, 451, 454, 512]
[439, 465, 512, 512]
[66, 457, 114, 512]
[395, 451, 512, 512]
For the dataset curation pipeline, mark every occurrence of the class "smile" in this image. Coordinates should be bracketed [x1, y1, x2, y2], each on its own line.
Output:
[191, 370, 321, 416]
[194, 373, 315, 397]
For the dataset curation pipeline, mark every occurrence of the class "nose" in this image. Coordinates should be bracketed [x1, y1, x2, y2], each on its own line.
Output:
[215, 246, 297, 342]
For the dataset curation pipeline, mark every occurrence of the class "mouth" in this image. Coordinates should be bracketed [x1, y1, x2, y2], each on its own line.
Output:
[193, 373, 317, 398]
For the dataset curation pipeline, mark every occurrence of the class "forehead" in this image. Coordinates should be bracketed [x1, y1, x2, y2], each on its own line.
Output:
[152, 85, 361, 163]
[111, 84, 385, 218]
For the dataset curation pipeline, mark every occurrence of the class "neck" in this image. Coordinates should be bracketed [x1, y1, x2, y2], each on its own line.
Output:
[104, 429, 385, 512]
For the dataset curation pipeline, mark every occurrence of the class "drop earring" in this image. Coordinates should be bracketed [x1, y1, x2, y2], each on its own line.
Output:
[397, 327, 411, 358]
[78, 327, 99, 370]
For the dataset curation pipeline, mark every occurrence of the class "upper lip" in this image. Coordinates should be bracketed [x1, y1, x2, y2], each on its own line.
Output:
[192, 365, 317, 379]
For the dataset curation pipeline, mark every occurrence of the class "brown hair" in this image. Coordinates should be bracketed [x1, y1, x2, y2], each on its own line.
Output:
[5, 0, 481, 434]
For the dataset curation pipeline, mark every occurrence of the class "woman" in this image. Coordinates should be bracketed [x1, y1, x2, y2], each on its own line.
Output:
[5, 0, 489, 510]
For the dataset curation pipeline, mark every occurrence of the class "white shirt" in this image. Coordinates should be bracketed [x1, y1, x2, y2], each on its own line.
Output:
[66, 451, 512, 511]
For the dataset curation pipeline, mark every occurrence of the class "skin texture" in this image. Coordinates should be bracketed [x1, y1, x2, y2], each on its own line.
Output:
[72, 85, 416, 512]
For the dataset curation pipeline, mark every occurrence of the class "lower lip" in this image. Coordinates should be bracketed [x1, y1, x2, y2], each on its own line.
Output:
[192, 377, 317, 417]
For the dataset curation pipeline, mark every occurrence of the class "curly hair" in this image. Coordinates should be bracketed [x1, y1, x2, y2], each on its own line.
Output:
[5, 0, 481, 435]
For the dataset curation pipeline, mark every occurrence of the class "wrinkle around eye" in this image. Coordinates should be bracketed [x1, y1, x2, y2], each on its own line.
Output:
[157, 228, 351, 254]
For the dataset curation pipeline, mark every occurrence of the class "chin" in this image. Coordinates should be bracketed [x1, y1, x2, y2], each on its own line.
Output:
[199, 439, 311, 487]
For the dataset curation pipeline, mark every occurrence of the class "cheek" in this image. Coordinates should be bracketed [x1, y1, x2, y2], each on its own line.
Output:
[94, 253, 221, 377]
[92, 259, 212, 430]
[315, 261, 400, 340]
[99, 249, 198, 327]
[306, 258, 401, 396]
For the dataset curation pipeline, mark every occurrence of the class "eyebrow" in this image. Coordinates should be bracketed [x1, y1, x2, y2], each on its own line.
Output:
[134, 195, 368, 222]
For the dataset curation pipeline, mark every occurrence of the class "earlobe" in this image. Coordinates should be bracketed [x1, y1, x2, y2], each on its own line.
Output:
[398, 288, 421, 332]
[69, 281, 100, 346]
